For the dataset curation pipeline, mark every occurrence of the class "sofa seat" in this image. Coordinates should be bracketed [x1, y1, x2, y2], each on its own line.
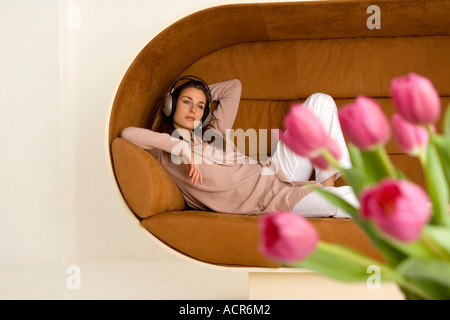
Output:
[142, 212, 386, 267]
[108, 0, 450, 268]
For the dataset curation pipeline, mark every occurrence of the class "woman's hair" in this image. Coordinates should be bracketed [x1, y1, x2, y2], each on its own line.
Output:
[152, 80, 226, 149]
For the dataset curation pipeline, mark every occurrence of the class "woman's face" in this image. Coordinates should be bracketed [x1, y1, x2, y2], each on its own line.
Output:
[172, 87, 206, 132]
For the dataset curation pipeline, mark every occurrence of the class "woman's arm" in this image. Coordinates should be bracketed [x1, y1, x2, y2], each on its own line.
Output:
[121, 126, 202, 185]
[121, 126, 189, 158]
[208, 79, 242, 133]
[120, 127, 203, 185]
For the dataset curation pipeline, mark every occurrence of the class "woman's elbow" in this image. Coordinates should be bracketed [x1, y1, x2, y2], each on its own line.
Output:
[120, 126, 137, 141]
[232, 78, 242, 90]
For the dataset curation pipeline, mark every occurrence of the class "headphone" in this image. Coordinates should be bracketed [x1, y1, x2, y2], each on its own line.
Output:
[163, 75, 212, 127]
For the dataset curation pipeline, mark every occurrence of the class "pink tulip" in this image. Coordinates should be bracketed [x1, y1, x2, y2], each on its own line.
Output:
[338, 96, 391, 151]
[278, 104, 328, 158]
[390, 73, 441, 124]
[360, 179, 431, 242]
[392, 114, 429, 156]
[259, 212, 319, 262]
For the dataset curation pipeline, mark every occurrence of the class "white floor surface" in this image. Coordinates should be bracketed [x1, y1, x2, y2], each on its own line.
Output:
[0, 260, 249, 300]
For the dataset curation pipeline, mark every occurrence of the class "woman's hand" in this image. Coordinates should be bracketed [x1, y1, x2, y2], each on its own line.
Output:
[184, 153, 203, 186]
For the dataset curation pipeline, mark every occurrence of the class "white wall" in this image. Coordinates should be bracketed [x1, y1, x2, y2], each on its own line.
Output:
[58, 0, 226, 263]
[0, 0, 304, 265]
[0, 0, 61, 263]
[0, 0, 230, 265]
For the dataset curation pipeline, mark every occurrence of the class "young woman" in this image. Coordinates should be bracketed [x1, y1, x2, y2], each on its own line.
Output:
[121, 77, 357, 217]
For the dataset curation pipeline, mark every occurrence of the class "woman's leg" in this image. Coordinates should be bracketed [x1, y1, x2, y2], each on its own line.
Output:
[271, 92, 351, 183]
[303, 93, 352, 183]
[291, 186, 358, 218]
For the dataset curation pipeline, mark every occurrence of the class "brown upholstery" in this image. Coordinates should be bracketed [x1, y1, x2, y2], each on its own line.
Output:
[112, 138, 185, 218]
[108, 0, 450, 267]
[142, 213, 385, 267]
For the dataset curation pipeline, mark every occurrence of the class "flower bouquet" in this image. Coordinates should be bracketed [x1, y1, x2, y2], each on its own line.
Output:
[259, 73, 450, 300]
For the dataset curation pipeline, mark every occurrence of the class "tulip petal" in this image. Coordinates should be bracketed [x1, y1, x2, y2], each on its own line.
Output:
[339, 96, 390, 150]
[280, 104, 328, 158]
[392, 114, 429, 155]
[259, 212, 319, 262]
[360, 179, 431, 242]
[391, 73, 441, 124]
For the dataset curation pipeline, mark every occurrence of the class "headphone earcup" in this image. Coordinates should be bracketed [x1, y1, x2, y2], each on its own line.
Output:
[163, 93, 173, 117]
[164, 91, 178, 117]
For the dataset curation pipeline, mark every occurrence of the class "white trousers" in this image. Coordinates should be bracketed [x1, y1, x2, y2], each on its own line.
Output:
[271, 93, 358, 218]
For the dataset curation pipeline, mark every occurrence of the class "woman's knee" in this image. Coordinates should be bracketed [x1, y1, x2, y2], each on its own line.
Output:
[305, 92, 332, 103]
[304, 93, 338, 115]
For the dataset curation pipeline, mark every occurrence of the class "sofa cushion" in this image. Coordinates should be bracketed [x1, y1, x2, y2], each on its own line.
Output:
[111, 138, 185, 218]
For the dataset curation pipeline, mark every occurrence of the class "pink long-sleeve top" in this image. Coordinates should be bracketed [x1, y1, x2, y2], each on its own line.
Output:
[121, 79, 315, 215]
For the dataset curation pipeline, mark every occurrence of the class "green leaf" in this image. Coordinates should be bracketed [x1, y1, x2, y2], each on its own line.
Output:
[309, 186, 408, 266]
[290, 242, 399, 282]
[361, 146, 397, 181]
[396, 256, 450, 299]
[425, 142, 450, 227]
[443, 103, 450, 138]
[378, 233, 437, 261]
[341, 167, 374, 197]
[348, 143, 364, 170]
[397, 258, 450, 290]
[309, 185, 359, 218]
[431, 134, 450, 193]
[425, 225, 450, 259]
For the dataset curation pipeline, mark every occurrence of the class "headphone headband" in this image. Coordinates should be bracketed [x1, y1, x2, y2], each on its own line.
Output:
[169, 75, 211, 96]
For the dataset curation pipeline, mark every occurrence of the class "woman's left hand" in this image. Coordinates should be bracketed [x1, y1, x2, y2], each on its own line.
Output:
[184, 153, 203, 186]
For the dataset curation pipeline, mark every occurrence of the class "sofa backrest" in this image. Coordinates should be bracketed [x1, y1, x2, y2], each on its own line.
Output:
[109, 0, 450, 207]
[180, 36, 450, 185]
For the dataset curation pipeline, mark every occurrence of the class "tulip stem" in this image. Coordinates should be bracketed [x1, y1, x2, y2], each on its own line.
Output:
[395, 279, 436, 300]
[418, 148, 427, 169]
[421, 230, 450, 262]
[368, 146, 398, 179]
[426, 124, 436, 135]
[315, 242, 435, 300]
[321, 150, 344, 172]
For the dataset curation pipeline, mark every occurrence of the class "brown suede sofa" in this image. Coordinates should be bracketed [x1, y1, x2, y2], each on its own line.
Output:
[108, 0, 450, 268]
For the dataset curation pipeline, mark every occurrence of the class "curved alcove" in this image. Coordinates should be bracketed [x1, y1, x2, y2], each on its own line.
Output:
[107, 0, 450, 268]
